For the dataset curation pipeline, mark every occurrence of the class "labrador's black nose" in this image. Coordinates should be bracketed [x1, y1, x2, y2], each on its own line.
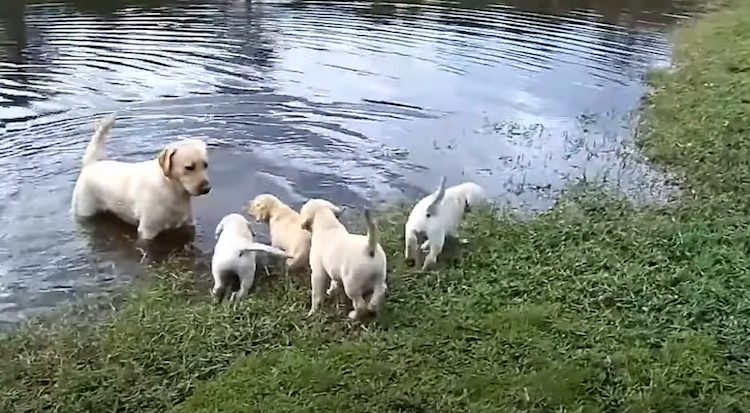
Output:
[198, 180, 211, 195]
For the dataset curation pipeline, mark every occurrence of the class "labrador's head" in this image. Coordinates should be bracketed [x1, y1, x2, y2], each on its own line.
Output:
[215, 213, 253, 240]
[299, 199, 343, 232]
[158, 138, 211, 196]
[247, 194, 283, 223]
[459, 182, 486, 211]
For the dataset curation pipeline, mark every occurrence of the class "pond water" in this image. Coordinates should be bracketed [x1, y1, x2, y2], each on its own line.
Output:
[0, 0, 702, 328]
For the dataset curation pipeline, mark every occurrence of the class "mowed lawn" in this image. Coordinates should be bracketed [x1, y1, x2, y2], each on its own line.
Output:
[4, 2, 750, 412]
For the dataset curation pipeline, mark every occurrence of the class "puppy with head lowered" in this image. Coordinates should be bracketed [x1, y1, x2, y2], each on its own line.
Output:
[299, 199, 387, 320]
[247, 194, 342, 272]
[404, 177, 486, 270]
[212, 213, 292, 303]
[71, 114, 211, 241]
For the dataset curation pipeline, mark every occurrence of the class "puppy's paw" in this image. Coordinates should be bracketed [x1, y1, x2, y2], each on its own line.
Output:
[306, 309, 316, 318]
[459, 238, 469, 245]
[136, 247, 148, 264]
[405, 257, 416, 267]
[348, 310, 360, 320]
[326, 281, 340, 297]
[421, 261, 436, 271]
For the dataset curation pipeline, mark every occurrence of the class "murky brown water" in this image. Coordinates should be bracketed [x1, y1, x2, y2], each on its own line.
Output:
[0, 0, 702, 328]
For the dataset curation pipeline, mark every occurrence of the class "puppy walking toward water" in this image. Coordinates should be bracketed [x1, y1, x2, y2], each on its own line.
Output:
[247, 194, 342, 272]
[71, 114, 212, 241]
[211, 214, 292, 303]
[299, 200, 387, 320]
[404, 177, 486, 270]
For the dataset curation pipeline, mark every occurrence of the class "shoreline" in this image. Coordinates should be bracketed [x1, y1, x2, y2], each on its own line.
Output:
[5, 2, 750, 411]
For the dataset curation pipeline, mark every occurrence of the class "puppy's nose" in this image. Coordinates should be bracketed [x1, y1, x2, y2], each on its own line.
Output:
[199, 180, 211, 195]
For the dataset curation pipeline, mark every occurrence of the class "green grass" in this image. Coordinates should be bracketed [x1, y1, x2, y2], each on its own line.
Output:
[5, 2, 750, 412]
[645, 1, 750, 201]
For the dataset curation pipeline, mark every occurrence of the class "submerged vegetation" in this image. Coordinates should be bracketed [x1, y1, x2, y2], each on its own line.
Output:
[4, 2, 750, 412]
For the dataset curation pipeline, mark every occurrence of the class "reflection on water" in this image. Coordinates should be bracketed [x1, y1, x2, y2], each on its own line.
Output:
[0, 0, 702, 328]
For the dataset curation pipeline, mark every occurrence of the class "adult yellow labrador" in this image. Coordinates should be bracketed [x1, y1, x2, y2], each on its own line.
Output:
[71, 114, 211, 240]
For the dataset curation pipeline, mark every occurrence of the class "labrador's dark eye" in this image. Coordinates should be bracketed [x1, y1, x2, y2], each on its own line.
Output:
[185, 164, 195, 171]
[203, 161, 208, 169]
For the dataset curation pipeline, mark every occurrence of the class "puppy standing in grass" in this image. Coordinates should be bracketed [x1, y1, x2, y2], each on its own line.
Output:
[247, 194, 342, 272]
[404, 177, 486, 270]
[300, 199, 387, 320]
[71, 114, 212, 241]
[212, 213, 292, 303]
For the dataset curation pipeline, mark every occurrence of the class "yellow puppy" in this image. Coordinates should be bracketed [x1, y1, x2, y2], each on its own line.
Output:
[247, 194, 342, 271]
[300, 199, 387, 320]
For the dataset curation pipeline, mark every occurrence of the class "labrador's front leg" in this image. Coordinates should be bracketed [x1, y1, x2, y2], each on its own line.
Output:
[136, 218, 162, 261]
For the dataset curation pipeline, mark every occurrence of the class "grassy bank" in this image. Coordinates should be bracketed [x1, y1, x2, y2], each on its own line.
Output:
[4, 3, 750, 412]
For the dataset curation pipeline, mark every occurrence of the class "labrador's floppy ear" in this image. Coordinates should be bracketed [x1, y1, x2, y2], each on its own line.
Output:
[158, 147, 177, 178]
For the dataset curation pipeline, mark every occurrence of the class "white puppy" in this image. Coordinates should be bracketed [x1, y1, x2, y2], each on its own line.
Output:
[71, 114, 211, 241]
[300, 200, 387, 320]
[404, 177, 486, 270]
[247, 194, 342, 272]
[212, 213, 292, 303]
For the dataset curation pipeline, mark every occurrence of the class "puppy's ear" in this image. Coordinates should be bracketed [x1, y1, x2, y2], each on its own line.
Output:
[301, 214, 313, 232]
[257, 203, 271, 222]
[332, 205, 344, 218]
[214, 219, 225, 240]
[158, 147, 177, 177]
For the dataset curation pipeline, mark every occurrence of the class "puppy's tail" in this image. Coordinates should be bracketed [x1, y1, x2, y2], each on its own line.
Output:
[364, 208, 379, 258]
[82, 114, 116, 167]
[239, 242, 293, 259]
[425, 176, 447, 218]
